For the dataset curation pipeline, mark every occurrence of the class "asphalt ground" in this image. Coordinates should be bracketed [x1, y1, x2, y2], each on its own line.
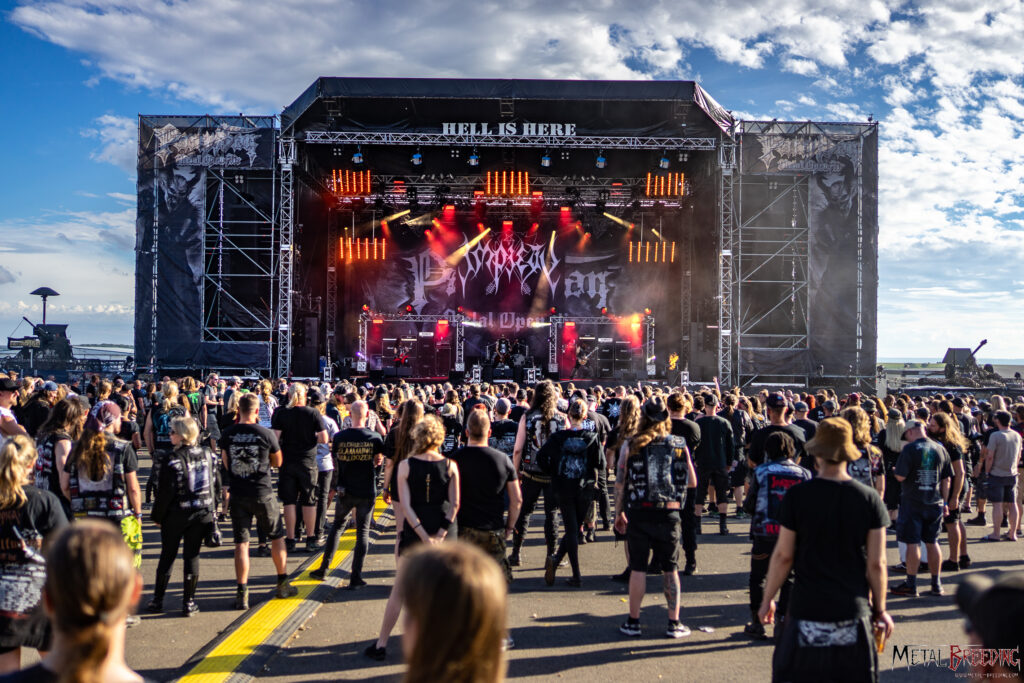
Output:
[23, 448, 1020, 681]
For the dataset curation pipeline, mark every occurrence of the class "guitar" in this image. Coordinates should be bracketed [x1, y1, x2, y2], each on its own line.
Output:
[576, 347, 598, 367]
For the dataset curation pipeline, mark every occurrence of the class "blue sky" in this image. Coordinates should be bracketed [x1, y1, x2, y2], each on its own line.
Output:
[1, 1, 1022, 360]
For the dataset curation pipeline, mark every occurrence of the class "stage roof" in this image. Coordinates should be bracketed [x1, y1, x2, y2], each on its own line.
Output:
[281, 77, 734, 135]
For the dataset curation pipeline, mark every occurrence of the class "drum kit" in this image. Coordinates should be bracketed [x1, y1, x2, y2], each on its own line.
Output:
[487, 335, 532, 368]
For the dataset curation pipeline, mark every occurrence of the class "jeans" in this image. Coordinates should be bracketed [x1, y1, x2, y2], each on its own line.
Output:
[317, 493, 374, 578]
[514, 474, 559, 554]
[314, 470, 333, 538]
[680, 488, 697, 562]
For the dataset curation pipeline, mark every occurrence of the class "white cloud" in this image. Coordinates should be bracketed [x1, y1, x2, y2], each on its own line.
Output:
[81, 114, 136, 173]
[0, 208, 135, 344]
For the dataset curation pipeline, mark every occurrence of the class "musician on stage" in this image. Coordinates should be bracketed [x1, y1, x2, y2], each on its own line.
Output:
[392, 339, 408, 368]
[571, 341, 591, 379]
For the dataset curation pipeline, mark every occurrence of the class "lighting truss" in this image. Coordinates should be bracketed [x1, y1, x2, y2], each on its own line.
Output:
[304, 130, 717, 151]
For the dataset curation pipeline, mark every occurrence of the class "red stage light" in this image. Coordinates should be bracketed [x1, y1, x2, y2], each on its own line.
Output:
[443, 205, 455, 212]
[437, 319, 448, 325]
[456, 306, 464, 314]
[565, 321, 576, 327]
[362, 304, 370, 312]
[405, 305, 413, 313]
[644, 307, 652, 316]
[372, 319, 383, 324]
[549, 307, 557, 315]
[477, 222, 486, 232]
[560, 206, 570, 212]
[601, 307, 608, 315]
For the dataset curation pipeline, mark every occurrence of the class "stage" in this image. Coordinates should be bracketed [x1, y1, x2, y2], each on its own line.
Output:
[135, 79, 878, 390]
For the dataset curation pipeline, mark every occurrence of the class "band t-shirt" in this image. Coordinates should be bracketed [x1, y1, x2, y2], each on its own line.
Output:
[332, 427, 385, 499]
[670, 417, 702, 455]
[219, 423, 280, 499]
[778, 477, 888, 621]
[451, 445, 517, 531]
[896, 437, 953, 506]
[488, 419, 519, 458]
[271, 405, 323, 467]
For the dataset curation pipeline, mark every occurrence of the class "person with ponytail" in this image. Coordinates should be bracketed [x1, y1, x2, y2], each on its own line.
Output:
[0, 520, 145, 683]
[0, 436, 67, 674]
[62, 403, 143, 578]
[146, 416, 220, 617]
[143, 381, 187, 504]
[365, 415, 460, 662]
[34, 399, 87, 518]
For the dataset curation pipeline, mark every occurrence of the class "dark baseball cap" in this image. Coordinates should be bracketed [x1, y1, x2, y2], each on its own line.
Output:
[766, 392, 787, 409]
[793, 401, 809, 412]
[0, 378, 17, 392]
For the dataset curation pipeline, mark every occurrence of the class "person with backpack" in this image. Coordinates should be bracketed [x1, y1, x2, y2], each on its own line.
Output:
[143, 381, 188, 504]
[742, 432, 811, 640]
[538, 397, 602, 588]
[146, 416, 221, 617]
[510, 381, 566, 568]
[614, 397, 696, 639]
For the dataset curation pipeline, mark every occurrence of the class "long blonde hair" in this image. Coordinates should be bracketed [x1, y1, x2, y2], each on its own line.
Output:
[628, 413, 671, 458]
[393, 399, 425, 466]
[841, 406, 872, 448]
[410, 414, 445, 455]
[160, 381, 180, 413]
[613, 396, 642, 453]
[45, 520, 139, 683]
[0, 435, 37, 508]
[399, 542, 507, 683]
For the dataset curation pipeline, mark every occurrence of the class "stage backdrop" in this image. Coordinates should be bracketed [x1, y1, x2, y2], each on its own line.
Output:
[342, 223, 681, 362]
[135, 116, 276, 372]
[738, 122, 878, 382]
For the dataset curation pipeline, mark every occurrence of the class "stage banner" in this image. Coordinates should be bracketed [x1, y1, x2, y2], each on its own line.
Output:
[135, 116, 275, 370]
[739, 123, 878, 381]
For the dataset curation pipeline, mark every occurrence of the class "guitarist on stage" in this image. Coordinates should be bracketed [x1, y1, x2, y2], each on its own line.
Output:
[571, 341, 592, 379]
[392, 340, 409, 368]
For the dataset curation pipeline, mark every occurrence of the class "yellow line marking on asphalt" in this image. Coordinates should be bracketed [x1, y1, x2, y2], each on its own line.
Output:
[178, 496, 390, 683]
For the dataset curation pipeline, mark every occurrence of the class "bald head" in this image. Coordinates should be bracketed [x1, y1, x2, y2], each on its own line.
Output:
[349, 400, 368, 425]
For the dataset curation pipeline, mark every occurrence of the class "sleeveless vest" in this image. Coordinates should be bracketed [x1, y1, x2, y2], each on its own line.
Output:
[624, 435, 689, 510]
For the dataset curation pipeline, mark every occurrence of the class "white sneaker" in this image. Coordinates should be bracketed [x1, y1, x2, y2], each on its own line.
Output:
[666, 621, 691, 638]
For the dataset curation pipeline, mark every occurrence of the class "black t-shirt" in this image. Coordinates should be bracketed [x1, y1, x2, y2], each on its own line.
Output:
[440, 416, 464, 456]
[694, 414, 734, 470]
[582, 410, 611, 448]
[220, 423, 280, 499]
[332, 428, 385, 499]
[117, 418, 140, 444]
[271, 405, 323, 466]
[792, 418, 818, 442]
[536, 428, 602, 490]
[508, 405, 527, 425]
[598, 397, 623, 429]
[748, 424, 808, 467]
[488, 419, 519, 458]
[670, 417, 701, 455]
[895, 437, 953, 506]
[451, 445, 518, 531]
[778, 477, 888, 621]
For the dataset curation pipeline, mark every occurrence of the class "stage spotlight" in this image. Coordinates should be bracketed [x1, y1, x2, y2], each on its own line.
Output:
[468, 148, 480, 167]
[659, 155, 670, 170]
[411, 149, 423, 166]
[600, 307, 608, 316]
[362, 304, 370, 312]
[456, 306, 464, 314]
[540, 151, 552, 167]
[644, 307, 652, 316]
[549, 307, 557, 315]
[595, 151, 607, 169]
[352, 148, 364, 165]
[405, 305, 413, 313]
[678, 151, 689, 162]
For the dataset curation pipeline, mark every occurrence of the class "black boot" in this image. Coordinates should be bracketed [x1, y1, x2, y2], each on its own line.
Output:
[145, 573, 170, 613]
[182, 574, 200, 617]
[719, 513, 728, 536]
[695, 516, 702, 536]
[509, 533, 523, 567]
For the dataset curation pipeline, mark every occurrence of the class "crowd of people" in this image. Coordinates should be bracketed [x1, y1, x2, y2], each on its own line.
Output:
[0, 369, 1021, 681]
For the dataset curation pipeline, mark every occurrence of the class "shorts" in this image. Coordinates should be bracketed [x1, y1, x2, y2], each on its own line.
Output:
[944, 481, 968, 525]
[986, 474, 1018, 503]
[896, 503, 943, 544]
[278, 460, 318, 506]
[729, 460, 748, 489]
[230, 495, 286, 544]
[696, 467, 729, 506]
[460, 526, 512, 584]
[626, 515, 681, 573]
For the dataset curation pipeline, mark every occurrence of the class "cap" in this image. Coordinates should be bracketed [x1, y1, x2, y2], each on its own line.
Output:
[823, 399, 837, 412]
[902, 419, 923, 438]
[766, 392, 788, 409]
[42, 381, 59, 392]
[862, 399, 877, 414]
[952, 397, 965, 408]
[86, 401, 122, 431]
[804, 417, 861, 463]
[642, 397, 669, 423]
[307, 389, 324, 406]
[887, 408, 901, 420]
[0, 378, 17, 392]
[793, 401, 809, 412]
[956, 571, 1024, 657]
